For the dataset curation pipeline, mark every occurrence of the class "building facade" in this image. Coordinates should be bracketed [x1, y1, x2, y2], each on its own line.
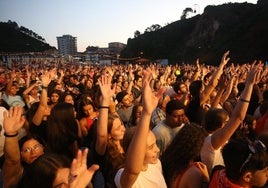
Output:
[108, 42, 126, 54]
[57, 35, 77, 56]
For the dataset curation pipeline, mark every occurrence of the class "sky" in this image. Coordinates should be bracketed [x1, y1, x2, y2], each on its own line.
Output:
[0, 0, 257, 52]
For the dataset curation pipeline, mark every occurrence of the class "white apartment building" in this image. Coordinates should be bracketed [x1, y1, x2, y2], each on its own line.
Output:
[57, 35, 77, 56]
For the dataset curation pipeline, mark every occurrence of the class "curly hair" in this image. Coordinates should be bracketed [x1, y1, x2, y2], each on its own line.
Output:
[161, 123, 206, 187]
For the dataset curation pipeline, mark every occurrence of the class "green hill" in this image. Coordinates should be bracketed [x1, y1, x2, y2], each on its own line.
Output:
[0, 21, 55, 53]
[121, 0, 268, 65]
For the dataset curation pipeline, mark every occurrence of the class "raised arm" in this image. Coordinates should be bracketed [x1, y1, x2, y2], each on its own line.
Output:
[190, 58, 201, 82]
[3, 106, 26, 188]
[126, 66, 134, 94]
[23, 82, 39, 104]
[200, 51, 230, 105]
[220, 75, 235, 105]
[69, 148, 99, 188]
[25, 65, 31, 88]
[211, 62, 262, 149]
[32, 70, 53, 125]
[210, 75, 227, 109]
[95, 74, 115, 155]
[120, 69, 165, 188]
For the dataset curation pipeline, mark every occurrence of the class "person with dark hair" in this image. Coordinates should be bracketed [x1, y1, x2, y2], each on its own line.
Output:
[232, 114, 257, 141]
[58, 92, 75, 106]
[254, 89, 268, 119]
[114, 69, 167, 188]
[150, 94, 170, 129]
[48, 89, 62, 109]
[210, 138, 268, 187]
[201, 62, 263, 175]
[171, 81, 190, 106]
[186, 51, 230, 125]
[47, 102, 80, 160]
[161, 123, 209, 188]
[152, 99, 189, 156]
[69, 74, 86, 94]
[2, 106, 47, 187]
[27, 69, 54, 141]
[95, 74, 126, 187]
[131, 74, 143, 102]
[22, 80, 40, 108]
[18, 149, 99, 188]
[127, 103, 143, 127]
[116, 90, 134, 125]
[2, 71, 26, 108]
[78, 97, 98, 137]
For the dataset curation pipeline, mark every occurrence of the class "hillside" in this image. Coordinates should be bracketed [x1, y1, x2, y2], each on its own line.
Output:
[121, 0, 268, 65]
[0, 21, 55, 53]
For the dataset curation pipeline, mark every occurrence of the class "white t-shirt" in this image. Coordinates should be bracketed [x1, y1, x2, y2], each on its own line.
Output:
[114, 159, 167, 188]
[200, 134, 225, 175]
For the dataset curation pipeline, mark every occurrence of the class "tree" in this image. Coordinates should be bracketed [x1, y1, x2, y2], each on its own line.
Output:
[180, 7, 193, 20]
[134, 30, 141, 38]
[144, 24, 162, 33]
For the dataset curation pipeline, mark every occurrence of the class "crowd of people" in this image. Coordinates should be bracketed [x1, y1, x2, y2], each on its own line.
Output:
[0, 50, 268, 188]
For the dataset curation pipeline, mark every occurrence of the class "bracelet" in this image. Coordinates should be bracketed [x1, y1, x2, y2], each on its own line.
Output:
[42, 85, 48, 89]
[99, 106, 109, 109]
[239, 98, 250, 103]
[4, 132, 18, 137]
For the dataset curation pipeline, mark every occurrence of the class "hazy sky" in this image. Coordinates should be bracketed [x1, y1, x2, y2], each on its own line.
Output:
[0, 0, 257, 52]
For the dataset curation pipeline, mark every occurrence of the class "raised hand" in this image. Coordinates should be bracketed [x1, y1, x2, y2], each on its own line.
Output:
[69, 148, 99, 188]
[220, 50, 230, 67]
[195, 162, 210, 183]
[245, 60, 262, 84]
[3, 106, 25, 135]
[97, 74, 115, 102]
[41, 70, 52, 87]
[142, 69, 166, 115]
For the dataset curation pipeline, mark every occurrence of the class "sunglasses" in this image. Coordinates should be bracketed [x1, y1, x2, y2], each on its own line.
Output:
[239, 139, 266, 173]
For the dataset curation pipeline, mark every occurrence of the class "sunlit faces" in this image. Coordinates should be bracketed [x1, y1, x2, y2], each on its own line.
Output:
[30, 86, 40, 94]
[121, 94, 132, 107]
[86, 79, 93, 89]
[249, 167, 268, 187]
[115, 85, 122, 94]
[21, 139, 44, 164]
[135, 105, 143, 124]
[82, 104, 94, 117]
[144, 131, 160, 164]
[64, 94, 74, 105]
[122, 81, 129, 90]
[9, 85, 19, 95]
[136, 78, 143, 88]
[51, 93, 60, 103]
[52, 168, 69, 188]
[166, 109, 187, 128]
[110, 118, 126, 140]
[179, 84, 188, 94]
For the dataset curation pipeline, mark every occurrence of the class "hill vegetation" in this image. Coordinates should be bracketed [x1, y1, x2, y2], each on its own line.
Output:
[121, 0, 268, 65]
[0, 0, 267, 65]
[0, 20, 55, 53]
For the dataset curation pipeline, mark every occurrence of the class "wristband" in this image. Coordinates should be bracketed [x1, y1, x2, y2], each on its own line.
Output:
[239, 98, 250, 103]
[42, 85, 48, 89]
[99, 106, 109, 109]
[4, 132, 18, 137]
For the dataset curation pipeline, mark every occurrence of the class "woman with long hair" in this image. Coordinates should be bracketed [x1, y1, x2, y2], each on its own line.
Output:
[3, 107, 47, 187]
